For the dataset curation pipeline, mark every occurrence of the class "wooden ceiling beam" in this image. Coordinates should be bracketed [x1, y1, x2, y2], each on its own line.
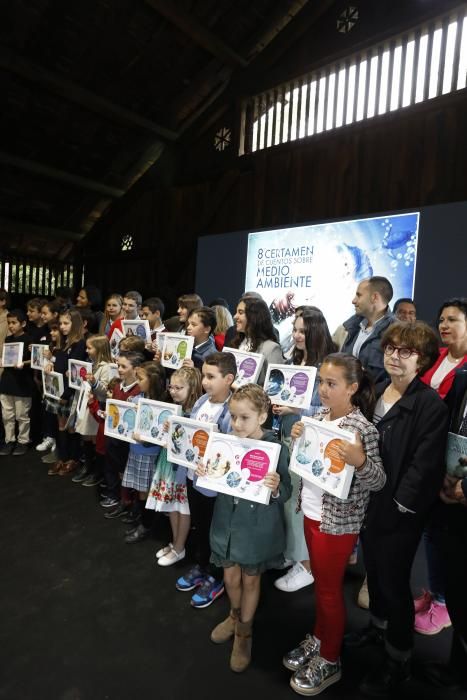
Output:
[0, 45, 179, 141]
[144, 0, 248, 68]
[0, 217, 84, 242]
[0, 151, 125, 198]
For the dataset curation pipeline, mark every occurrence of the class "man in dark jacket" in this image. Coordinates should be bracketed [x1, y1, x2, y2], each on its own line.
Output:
[341, 276, 395, 383]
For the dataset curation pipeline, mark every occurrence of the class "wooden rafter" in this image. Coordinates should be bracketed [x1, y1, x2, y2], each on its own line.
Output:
[0, 151, 125, 198]
[0, 45, 179, 141]
[0, 217, 84, 242]
[144, 0, 248, 68]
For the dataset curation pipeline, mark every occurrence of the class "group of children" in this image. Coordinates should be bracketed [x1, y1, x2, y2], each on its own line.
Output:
[0, 290, 393, 697]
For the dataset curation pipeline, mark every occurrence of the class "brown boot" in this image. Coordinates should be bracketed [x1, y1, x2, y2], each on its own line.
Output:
[230, 620, 252, 673]
[48, 460, 64, 476]
[211, 609, 239, 644]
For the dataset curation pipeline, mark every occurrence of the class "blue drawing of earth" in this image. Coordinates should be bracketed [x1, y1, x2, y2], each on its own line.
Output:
[117, 424, 124, 434]
[226, 471, 241, 488]
[185, 448, 195, 462]
[150, 426, 159, 438]
[296, 451, 311, 465]
[311, 459, 324, 476]
[280, 388, 291, 401]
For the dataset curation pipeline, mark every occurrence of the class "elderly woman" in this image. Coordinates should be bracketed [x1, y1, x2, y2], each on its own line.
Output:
[347, 321, 449, 696]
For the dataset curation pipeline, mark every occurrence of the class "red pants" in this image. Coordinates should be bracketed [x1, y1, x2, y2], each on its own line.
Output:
[304, 517, 358, 662]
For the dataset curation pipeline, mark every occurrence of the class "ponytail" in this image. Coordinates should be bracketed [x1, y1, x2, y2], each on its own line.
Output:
[323, 352, 376, 421]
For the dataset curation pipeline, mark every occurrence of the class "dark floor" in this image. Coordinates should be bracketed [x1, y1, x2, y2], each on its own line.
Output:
[0, 450, 461, 700]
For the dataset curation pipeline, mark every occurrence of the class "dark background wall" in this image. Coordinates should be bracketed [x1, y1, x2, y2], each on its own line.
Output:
[80, 0, 467, 317]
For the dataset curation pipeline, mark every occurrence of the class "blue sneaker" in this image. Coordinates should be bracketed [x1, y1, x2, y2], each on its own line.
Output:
[176, 565, 205, 592]
[191, 576, 225, 608]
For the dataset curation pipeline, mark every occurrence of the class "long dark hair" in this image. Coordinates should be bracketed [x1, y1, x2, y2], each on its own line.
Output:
[322, 352, 376, 421]
[232, 297, 277, 352]
[292, 307, 337, 366]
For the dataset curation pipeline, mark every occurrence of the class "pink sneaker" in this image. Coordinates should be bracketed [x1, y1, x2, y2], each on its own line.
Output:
[413, 589, 432, 614]
[414, 600, 452, 635]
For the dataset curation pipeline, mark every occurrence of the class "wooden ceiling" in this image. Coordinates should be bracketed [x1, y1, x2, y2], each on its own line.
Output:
[0, 0, 339, 261]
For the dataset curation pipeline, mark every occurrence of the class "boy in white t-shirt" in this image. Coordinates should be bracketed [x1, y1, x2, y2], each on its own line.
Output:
[176, 351, 237, 609]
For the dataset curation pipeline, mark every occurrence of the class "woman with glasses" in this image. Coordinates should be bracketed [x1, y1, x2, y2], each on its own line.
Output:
[348, 321, 449, 696]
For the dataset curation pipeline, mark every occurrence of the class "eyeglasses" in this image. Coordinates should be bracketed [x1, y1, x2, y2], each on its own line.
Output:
[384, 344, 420, 359]
[168, 385, 184, 392]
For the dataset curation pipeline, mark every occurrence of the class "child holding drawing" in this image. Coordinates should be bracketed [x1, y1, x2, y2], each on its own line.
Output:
[146, 366, 203, 565]
[122, 362, 166, 543]
[47, 309, 86, 476]
[283, 353, 385, 696]
[0, 309, 33, 456]
[197, 383, 291, 673]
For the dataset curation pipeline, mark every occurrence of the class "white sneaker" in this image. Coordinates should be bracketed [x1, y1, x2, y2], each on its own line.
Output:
[36, 437, 56, 452]
[274, 562, 314, 592]
[156, 543, 173, 559]
[158, 548, 186, 567]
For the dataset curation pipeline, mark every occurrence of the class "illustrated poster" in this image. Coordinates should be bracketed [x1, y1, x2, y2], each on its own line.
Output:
[2, 342, 24, 367]
[31, 344, 49, 370]
[109, 327, 124, 359]
[68, 359, 92, 390]
[446, 432, 467, 478]
[166, 416, 216, 468]
[42, 370, 64, 400]
[290, 417, 356, 499]
[264, 363, 317, 408]
[122, 319, 152, 345]
[135, 399, 182, 447]
[197, 433, 280, 505]
[161, 333, 194, 370]
[222, 346, 264, 388]
[104, 398, 137, 443]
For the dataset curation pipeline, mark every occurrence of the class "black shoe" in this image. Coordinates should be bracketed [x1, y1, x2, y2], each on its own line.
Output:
[344, 624, 385, 648]
[124, 524, 150, 544]
[104, 503, 128, 519]
[124, 524, 139, 536]
[72, 466, 90, 483]
[0, 442, 16, 456]
[12, 443, 28, 456]
[82, 473, 103, 487]
[422, 661, 465, 690]
[360, 655, 411, 696]
[121, 511, 141, 525]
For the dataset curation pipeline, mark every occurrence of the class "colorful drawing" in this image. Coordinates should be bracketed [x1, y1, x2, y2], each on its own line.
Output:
[135, 399, 182, 447]
[264, 364, 316, 409]
[290, 417, 356, 499]
[222, 347, 264, 388]
[160, 333, 194, 370]
[31, 344, 48, 370]
[68, 360, 92, 390]
[197, 433, 280, 505]
[104, 399, 137, 443]
[2, 342, 24, 368]
[166, 415, 215, 468]
[122, 319, 152, 345]
[42, 370, 64, 400]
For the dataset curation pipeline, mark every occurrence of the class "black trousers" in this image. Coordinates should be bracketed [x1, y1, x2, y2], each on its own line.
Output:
[443, 505, 467, 679]
[186, 479, 222, 580]
[361, 509, 425, 654]
[104, 437, 129, 499]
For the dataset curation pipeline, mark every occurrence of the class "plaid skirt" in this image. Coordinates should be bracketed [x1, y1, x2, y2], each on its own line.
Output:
[122, 450, 158, 492]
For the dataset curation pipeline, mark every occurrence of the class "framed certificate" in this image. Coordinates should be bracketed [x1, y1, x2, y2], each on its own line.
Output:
[222, 346, 264, 388]
[68, 359, 92, 390]
[42, 370, 64, 400]
[264, 364, 317, 408]
[109, 327, 124, 359]
[76, 382, 91, 420]
[31, 344, 49, 370]
[197, 433, 280, 505]
[166, 415, 216, 468]
[446, 432, 467, 478]
[122, 319, 151, 345]
[290, 417, 356, 499]
[2, 342, 24, 368]
[135, 399, 182, 447]
[104, 398, 137, 443]
[161, 333, 194, 370]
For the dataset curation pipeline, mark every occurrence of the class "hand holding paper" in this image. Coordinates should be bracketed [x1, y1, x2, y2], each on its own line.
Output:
[336, 432, 366, 469]
[291, 421, 304, 440]
[264, 471, 280, 495]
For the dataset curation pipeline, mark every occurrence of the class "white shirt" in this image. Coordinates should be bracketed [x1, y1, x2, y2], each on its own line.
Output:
[430, 355, 462, 390]
[352, 314, 386, 359]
